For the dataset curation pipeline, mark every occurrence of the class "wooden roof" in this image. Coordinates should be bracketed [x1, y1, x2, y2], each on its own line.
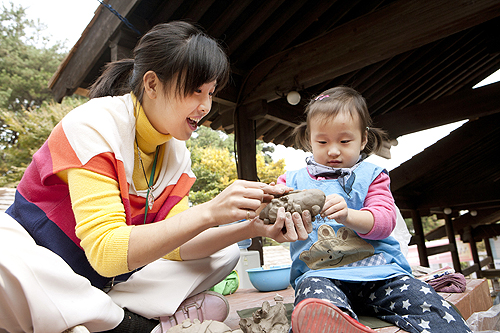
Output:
[49, 0, 500, 228]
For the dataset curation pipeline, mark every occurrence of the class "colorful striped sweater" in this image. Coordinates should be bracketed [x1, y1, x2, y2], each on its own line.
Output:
[6, 94, 196, 288]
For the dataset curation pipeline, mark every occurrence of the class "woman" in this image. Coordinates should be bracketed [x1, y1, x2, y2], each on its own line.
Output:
[0, 21, 311, 333]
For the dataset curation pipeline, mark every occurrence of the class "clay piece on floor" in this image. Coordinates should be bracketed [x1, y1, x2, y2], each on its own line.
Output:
[166, 319, 243, 333]
[259, 189, 326, 224]
[239, 295, 290, 333]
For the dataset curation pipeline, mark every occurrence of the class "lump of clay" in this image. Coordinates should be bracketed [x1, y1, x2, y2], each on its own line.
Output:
[259, 189, 326, 224]
[239, 298, 289, 333]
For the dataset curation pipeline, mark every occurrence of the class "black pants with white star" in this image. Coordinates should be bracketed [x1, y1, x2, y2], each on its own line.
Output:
[294, 275, 471, 333]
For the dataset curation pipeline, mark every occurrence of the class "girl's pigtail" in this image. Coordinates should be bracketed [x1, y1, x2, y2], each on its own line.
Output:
[88, 59, 134, 99]
[364, 126, 388, 156]
[293, 122, 312, 152]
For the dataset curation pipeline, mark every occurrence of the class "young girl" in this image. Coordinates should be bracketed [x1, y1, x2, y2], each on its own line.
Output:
[277, 87, 471, 333]
[0, 22, 311, 333]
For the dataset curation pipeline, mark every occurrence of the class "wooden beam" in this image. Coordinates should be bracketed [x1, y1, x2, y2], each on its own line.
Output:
[426, 244, 454, 257]
[235, 100, 268, 181]
[241, 0, 500, 104]
[472, 224, 500, 242]
[49, 0, 141, 102]
[444, 214, 462, 273]
[423, 209, 500, 242]
[263, 104, 303, 128]
[373, 81, 500, 138]
[390, 113, 500, 192]
[416, 185, 500, 213]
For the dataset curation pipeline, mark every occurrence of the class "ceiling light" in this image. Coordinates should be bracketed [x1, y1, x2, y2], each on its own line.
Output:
[287, 91, 301, 105]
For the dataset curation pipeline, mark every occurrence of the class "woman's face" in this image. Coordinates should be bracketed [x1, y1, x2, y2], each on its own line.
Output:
[309, 112, 367, 169]
[145, 78, 217, 141]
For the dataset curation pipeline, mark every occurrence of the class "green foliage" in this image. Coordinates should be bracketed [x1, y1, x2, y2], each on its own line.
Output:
[0, 2, 72, 187]
[421, 215, 444, 235]
[187, 126, 234, 152]
[0, 97, 85, 187]
[187, 126, 285, 205]
[0, 2, 66, 112]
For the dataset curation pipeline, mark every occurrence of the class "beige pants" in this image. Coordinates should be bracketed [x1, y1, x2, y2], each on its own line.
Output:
[0, 213, 240, 333]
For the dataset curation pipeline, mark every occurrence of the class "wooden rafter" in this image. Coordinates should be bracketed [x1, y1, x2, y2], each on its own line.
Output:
[240, 0, 500, 104]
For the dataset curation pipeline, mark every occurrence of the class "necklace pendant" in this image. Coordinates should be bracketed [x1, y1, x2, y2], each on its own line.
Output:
[147, 189, 155, 210]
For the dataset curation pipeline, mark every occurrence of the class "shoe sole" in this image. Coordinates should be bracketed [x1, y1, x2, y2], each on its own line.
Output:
[291, 299, 375, 333]
[203, 290, 230, 321]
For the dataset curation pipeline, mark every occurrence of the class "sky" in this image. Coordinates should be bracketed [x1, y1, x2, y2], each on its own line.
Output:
[4, 0, 500, 172]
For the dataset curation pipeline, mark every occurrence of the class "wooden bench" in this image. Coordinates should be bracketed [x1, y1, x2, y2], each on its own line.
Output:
[224, 279, 493, 332]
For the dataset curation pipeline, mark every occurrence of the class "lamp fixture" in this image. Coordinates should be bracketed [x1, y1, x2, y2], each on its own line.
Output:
[286, 91, 301, 105]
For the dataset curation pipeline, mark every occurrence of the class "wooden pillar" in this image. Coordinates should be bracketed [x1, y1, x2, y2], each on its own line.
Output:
[234, 100, 268, 265]
[443, 213, 462, 273]
[485, 237, 496, 269]
[468, 227, 482, 278]
[411, 209, 429, 267]
[484, 237, 500, 291]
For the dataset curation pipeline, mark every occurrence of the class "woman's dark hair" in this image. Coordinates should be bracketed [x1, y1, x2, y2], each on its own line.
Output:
[293, 86, 388, 156]
[89, 21, 230, 104]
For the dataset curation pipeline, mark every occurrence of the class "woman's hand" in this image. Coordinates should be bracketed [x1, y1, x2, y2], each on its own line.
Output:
[321, 194, 348, 224]
[205, 180, 293, 227]
[251, 207, 312, 243]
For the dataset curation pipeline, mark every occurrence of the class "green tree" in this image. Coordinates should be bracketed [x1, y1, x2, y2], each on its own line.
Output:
[0, 2, 65, 112]
[187, 126, 285, 205]
[0, 2, 71, 186]
[0, 98, 85, 187]
[0, 1, 67, 155]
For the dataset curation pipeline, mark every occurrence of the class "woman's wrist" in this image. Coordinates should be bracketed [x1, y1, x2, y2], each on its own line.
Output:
[190, 201, 218, 229]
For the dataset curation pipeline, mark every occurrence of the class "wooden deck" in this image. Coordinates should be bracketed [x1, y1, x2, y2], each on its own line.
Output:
[224, 279, 492, 332]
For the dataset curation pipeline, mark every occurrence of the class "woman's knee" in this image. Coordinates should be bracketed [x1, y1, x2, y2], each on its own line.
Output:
[216, 243, 240, 270]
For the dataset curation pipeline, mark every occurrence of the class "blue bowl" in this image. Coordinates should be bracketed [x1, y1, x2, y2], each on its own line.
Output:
[246, 265, 291, 292]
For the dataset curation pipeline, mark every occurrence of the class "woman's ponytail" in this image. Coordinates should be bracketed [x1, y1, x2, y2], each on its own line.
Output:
[88, 59, 134, 99]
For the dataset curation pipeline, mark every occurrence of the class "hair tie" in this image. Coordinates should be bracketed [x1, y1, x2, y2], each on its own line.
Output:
[366, 127, 370, 131]
[314, 94, 329, 101]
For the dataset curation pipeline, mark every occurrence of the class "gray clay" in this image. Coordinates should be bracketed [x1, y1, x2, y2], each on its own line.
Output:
[165, 318, 241, 333]
[239, 297, 289, 333]
[259, 189, 326, 224]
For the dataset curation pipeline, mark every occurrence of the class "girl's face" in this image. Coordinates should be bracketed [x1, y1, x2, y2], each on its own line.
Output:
[146, 78, 217, 141]
[309, 112, 367, 169]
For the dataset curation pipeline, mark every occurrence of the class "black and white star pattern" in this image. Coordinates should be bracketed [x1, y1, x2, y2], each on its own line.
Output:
[294, 275, 472, 333]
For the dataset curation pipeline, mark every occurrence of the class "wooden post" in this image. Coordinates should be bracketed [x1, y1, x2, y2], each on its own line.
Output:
[467, 227, 482, 278]
[484, 237, 500, 291]
[444, 213, 462, 273]
[234, 100, 268, 265]
[411, 209, 429, 267]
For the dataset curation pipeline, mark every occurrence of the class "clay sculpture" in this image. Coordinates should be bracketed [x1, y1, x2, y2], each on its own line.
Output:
[165, 319, 242, 333]
[239, 295, 289, 333]
[259, 189, 326, 224]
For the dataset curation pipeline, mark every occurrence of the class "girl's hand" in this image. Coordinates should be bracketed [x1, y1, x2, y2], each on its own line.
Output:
[251, 207, 312, 243]
[206, 180, 293, 227]
[321, 194, 348, 224]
